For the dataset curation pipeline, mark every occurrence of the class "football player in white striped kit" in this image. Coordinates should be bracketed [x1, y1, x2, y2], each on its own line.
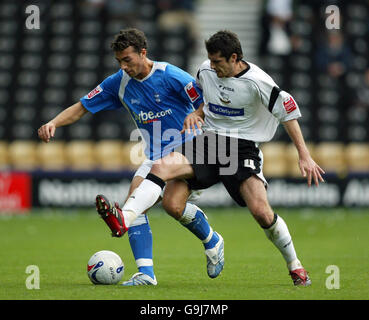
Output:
[105, 30, 325, 286]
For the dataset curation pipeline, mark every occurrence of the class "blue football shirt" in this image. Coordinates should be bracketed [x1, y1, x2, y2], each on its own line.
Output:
[80, 62, 203, 160]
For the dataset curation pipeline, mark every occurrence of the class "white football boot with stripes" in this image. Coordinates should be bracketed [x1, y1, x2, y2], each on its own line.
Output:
[122, 272, 157, 286]
[205, 232, 225, 278]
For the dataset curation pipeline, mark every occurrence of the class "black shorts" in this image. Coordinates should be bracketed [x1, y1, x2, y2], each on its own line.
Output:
[175, 131, 263, 207]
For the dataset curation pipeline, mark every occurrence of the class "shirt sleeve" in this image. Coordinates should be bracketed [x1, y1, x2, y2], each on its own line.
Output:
[196, 69, 203, 90]
[165, 64, 204, 110]
[257, 78, 301, 122]
[272, 90, 302, 122]
[80, 70, 122, 114]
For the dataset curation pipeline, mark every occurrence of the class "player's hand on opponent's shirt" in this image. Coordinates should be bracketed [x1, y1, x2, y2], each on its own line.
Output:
[38, 121, 56, 143]
[298, 155, 325, 187]
[181, 108, 205, 136]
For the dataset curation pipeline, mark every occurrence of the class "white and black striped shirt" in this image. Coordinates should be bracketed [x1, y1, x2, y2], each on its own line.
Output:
[196, 60, 301, 143]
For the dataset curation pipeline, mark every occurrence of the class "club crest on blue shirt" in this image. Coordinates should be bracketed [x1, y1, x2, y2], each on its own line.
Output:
[131, 98, 141, 105]
[154, 93, 161, 103]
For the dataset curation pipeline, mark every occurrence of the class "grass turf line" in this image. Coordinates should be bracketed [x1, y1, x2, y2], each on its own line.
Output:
[0, 207, 368, 300]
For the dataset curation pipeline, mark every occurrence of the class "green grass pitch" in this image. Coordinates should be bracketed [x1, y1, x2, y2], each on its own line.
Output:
[0, 207, 368, 300]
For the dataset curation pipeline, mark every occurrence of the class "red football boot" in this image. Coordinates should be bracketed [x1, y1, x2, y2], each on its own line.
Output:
[95, 194, 128, 237]
[289, 268, 312, 286]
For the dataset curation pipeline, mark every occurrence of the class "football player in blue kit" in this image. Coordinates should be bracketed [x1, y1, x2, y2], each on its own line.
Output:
[37, 28, 224, 286]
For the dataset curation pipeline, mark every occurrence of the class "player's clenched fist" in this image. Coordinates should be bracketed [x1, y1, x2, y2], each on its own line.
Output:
[38, 122, 56, 143]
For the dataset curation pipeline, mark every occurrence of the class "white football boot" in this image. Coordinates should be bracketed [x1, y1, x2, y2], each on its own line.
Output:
[205, 232, 224, 278]
[122, 272, 157, 286]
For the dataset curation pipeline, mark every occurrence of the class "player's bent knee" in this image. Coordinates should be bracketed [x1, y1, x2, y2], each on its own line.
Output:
[150, 163, 167, 179]
[150, 161, 175, 180]
[162, 198, 184, 220]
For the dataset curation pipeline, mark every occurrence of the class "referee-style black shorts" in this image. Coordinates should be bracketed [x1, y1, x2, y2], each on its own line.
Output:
[175, 131, 263, 207]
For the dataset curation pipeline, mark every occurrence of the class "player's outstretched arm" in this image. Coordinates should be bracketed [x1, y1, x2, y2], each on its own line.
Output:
[38, 101, 88, 143]
[181, 103, 205, 136]
[283, 119, 325, 187]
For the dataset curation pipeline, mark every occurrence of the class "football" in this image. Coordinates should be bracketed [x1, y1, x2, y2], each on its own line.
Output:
[87, 250, 124, 285]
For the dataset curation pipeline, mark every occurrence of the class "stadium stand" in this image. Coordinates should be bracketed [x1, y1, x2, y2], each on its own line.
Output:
[345, 142, 369, 172]
[120, 141, 146, 169]
[94, 139, 125, 170]
[0, 142, 9, 169]
[64, 140, 96, 170]
[37, 141, 67, 170]
[8, 140, 38, 170]
[259, 0, 369, 144]
[260, 142, 288, 177]
[0, 0, 368, 174]
[314, 142, 347, 175]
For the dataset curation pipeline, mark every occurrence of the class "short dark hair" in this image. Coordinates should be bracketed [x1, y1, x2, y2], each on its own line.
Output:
[111, 28, 147, 53]
[205, 30, 243, 61]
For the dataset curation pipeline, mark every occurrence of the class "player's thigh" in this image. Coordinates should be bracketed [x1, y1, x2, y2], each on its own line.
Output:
[151, 152, 195, 181]
[162, 179, 191, 220]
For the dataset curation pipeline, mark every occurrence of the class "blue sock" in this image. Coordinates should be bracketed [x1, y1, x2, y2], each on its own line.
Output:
[128, 218, 155, 279]
[180, 203, 220, 250]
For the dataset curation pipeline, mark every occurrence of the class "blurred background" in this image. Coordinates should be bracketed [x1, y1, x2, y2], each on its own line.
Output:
[0, 0, 368, 211]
